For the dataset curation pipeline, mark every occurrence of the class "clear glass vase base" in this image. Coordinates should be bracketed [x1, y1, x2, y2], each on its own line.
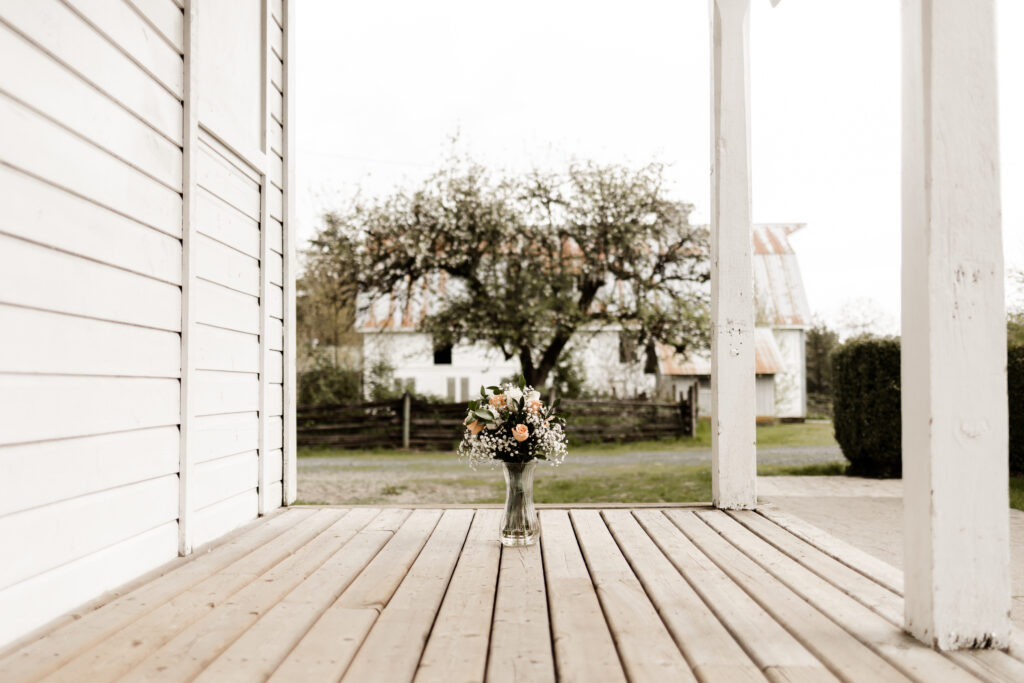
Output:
[499, 527, 540, 547]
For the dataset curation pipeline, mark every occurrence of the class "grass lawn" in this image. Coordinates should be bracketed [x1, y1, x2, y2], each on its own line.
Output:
[1012, 477, 1024, 512]
[298, 418, 840, 460]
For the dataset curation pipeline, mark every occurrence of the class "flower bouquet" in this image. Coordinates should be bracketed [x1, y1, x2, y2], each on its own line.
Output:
[458, 376, 567, 546]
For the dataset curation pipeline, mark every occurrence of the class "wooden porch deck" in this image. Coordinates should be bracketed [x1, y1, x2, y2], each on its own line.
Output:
[2, 506, 1023, 683]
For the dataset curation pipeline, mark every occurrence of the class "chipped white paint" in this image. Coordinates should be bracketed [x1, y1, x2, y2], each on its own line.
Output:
[901, 0, 1010, 650]
[709, 0, 756, 509]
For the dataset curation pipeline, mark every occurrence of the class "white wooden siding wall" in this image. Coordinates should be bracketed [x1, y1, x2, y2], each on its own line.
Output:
[0, 0, 185, 646]
[0, 0, 294, 649]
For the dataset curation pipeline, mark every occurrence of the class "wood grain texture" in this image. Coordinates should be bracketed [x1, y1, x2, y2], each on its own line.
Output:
[40, 509, 342, 683]
[195, 509, 403, 683]
[634, 510, 832, 681]
[487, 541, 555, 683]
[343, 510, 474, 682]
[539, 510, 626, 682]
[676, 511, 910, 683]
[415, 509, 501, 683]
[0, 510, 310, 681]
[570, 510, 694, 683]
[268, 509, 440, 682]
[602, 510, 765, 682]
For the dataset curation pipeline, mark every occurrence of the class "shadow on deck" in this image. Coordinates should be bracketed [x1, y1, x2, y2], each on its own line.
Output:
[2, 504, 1023, 682]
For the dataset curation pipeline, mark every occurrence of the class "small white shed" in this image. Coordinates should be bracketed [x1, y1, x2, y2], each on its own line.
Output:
[0, 0, 296, 648]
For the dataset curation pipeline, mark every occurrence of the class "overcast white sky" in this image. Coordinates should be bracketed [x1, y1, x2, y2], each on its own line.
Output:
[295, 0, 1024, 335]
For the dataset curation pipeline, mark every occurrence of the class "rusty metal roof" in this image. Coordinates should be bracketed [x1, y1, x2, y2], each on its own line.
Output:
[658, 327, 783, 376]
[753, 224, 811, 328]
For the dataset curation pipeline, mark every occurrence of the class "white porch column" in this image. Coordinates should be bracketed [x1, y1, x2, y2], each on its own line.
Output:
[709, 0, 756, 510]
[901, 0, 1010, 650]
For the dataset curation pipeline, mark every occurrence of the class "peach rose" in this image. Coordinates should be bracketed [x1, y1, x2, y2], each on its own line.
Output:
[512, 424, 529, 442]
[488, 394, 505, 409]
[467, 420, 484, 435]
[527, 399, 542, 414]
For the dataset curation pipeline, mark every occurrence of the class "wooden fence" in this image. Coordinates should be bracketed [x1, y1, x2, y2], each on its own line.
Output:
[297, 387, 697, 450]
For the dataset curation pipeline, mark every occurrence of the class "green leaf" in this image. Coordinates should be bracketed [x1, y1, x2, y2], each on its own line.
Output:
[518, 374, 526, 389]
[474, 409, 494, 421]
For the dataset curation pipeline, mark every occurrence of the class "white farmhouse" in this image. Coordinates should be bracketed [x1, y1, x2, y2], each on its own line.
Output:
[359, 224, 812, 420]
[658, 224, 812, 419]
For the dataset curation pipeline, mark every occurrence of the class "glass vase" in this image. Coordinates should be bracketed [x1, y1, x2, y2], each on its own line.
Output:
[499, 460, 539, 546]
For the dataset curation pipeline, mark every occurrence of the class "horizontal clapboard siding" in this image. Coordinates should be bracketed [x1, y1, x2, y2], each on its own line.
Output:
[191, 131, 263, 542]
[1, 0, 182, 143]
[0, 522, 177, 649]
[0, 0, 184, 651]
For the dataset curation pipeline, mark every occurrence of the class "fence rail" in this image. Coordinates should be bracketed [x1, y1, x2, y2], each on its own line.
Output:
[297, 387, 697, 449]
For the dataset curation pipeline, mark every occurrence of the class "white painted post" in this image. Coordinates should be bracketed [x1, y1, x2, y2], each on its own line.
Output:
[178, 0, 200, 555]
[709, 0, 756, 509]
[901, 0, 1010, 650]
[281, 0, 298, 505]
[257, 0, 273, 516]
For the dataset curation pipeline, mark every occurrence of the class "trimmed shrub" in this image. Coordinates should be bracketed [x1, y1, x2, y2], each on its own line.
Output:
[831, 337, 902, 478]
[1010, 345, 1024, 475]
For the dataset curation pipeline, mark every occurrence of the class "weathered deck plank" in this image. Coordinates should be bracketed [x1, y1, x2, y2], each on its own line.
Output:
[692, 510, 982, 683]
[570, 509, 695, 682]
[486, 539, 554, 683]
[602, 510, 766, 682]
[539, 510, 626, 682]
[634, 510, 837, 683]
[267, 509, 441, 682]
[415, 509, 502, 683]
[193, 508, 409, 682]
[0, 505, 1008, 683]
[0, 507, 313, 683]
[342, 509, 474, 682]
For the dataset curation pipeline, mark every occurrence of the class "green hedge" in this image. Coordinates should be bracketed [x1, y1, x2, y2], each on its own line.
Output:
[1010, 345, 1024, 475]
[832, 337, 902, 478]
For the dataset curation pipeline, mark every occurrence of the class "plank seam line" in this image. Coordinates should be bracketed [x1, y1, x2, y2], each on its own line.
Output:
[482, 539, 502, 680]
[190, 509, 388, 675]
[714, 512, 1001, 681]
[754, 509, 903, 595]
[409, 509, 477, 677]
[685, 511, 887, 682]
[0, 228, 182, 287]
[194, 183, 261, 227]
[0, 159, 181, 241]
[0, 17, 183, 146]
[195, 227, 263, 262]
[195, 447, 265, 468]
[733, 511, 904, 611]
[0, 301, 181, 335]
[0, 469, 181, 520]
[110, 510, 351, 681]
[196, 184, 261, 229]
[194, 274, 260, 300]
[197, 133, 262, 183]
[0, 421, 182, 450]
[567, 510, 632, 679]
[0, 370, 180, 380]
[0, 85, 183, 193]
[263, 510, 401, 680]
[56, 0, 184, 99]
[0, 508, 304, 667]
[270, 44, 283, 62]
[0, 517, 179, 599]
[641, 510, 775, 675]
[195, 319, 260, 339]
[192, 485, 260, 515]
[331, 512, 444, 680]
[121, 0, 184, 55]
